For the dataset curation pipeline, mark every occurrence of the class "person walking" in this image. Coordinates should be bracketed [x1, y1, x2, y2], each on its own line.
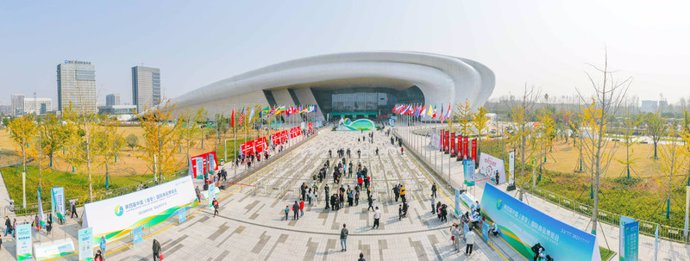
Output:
[324, 184, 331, 209]
[340, 224, 349, 252]
[392, 185, 400, 202]
[4, 216, 11, 236]
[372, 207, 381, 229]
[431, 196, 436, 214]
[355, 190, 360, 206]
[367, 195, 375, 211]
[293, 201, 300, 220]
[400, 185, 407, 204]
[452, 224, 463, 252]
[94, 250, 103, 261]
[398, 204, 403, 221]
[299, 199, 305, 217]
[99, 236, 107, 256]
[152, 238, 162, 261]
[465, 230, 475, 255]
[70, 200, 79, 218]
[358, 252, 366, 261]
[212, 198, 219, 217]
[283, 205, 289, 221]
[431, 183, 437, 198]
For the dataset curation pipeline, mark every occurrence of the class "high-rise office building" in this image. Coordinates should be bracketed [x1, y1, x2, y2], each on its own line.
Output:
[57, 60, 97, 114]
[24, 97, 52, 115]
[106, 94, 120, 106]
[132, 66, 161, 113]
[11, 94, 25, 116]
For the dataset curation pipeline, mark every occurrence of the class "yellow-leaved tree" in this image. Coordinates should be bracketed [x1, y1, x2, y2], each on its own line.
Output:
[140, 101, 182, 183]
[7, 115, 37, 208]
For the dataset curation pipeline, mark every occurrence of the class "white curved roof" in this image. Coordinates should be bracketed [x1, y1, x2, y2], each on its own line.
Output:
[172, 51, 494, 112]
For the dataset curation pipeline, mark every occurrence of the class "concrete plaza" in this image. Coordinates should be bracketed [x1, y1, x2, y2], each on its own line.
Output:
[0, 128, 506, 260]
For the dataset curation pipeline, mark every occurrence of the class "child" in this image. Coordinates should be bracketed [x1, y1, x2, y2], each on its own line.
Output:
[283, 205, 289, 221]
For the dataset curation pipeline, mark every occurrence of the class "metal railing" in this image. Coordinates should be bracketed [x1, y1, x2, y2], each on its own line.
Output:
[525, 186, 689, 243]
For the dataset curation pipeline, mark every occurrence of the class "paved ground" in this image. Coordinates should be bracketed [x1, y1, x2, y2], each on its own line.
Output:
[396, 124, 690, 261]
[0, 128, 505, 260]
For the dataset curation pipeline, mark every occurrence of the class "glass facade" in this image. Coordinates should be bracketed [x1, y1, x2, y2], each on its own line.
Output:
[311, 86, 424, 118]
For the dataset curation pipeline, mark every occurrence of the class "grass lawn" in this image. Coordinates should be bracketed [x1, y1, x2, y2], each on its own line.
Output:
[600, 247, 615, 260]
[0, 165, 154, 213]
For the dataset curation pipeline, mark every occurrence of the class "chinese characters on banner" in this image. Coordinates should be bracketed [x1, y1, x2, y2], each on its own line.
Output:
[289, 126, 302, 138]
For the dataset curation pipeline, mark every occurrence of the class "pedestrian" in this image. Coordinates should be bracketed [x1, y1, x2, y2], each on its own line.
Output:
[401, 147, 404, 155]
[71, 200, 78, 218]
[398, 204, 403, 221]
[495, 170, 500, 185]
[0, 234, 2, 250]
[358, 252, 366, 261]
[152, 238, 162, 261]
[299, 199, 305, 217]
[372, 207, 381, 229]
[400, 185, 407, 203]
[452, 224, 462, 252]
[431, 196, 436, 214]
[324, 184, 330, 209]
[283, 205, 289, 221]
[355, 190, 360, 206]
[465, 230, 475, 255]
[4, 216, 10, 236]
[293, 201, 300, 220]
[94, 249, 103, 261]
[212, 198, 219, 217]
[431, 183, 437, 198]
[99, 236, 107, 256]
[307, 189, 313, 205]
[367, 195, 374, 211]
[375, 147, 379, 156]
[340, 224, 349, 252]
[392, 185, 400, 202]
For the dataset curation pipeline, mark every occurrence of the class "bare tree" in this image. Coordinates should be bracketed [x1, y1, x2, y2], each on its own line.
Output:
[576, 50, 631, 235]
[509, 85, 540, 200]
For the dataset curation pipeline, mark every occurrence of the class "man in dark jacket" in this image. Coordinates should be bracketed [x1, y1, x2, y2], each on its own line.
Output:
[152, 239, 161, 261]
[293, 201, 300, 220]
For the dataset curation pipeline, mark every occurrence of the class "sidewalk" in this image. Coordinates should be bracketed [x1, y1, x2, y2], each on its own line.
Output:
[395, 125, 690, 261]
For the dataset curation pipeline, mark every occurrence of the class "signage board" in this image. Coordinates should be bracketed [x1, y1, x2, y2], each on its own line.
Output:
[481, 184, 601, 261]
[81, 176, 197, 242]
[478, 153, 506, 185]
[78, 227, 94, 261]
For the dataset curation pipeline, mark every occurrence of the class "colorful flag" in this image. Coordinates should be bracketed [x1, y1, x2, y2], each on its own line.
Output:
[238, 107, 245, 126]
[248, 107, 255, 122]
[427, 105, 434, 117]
[439, 105, 445, 122]
[230, 109, 235, 128]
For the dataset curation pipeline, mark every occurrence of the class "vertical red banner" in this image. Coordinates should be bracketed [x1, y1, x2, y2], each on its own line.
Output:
[241, 140, 256, 156]
[471, 139, 478, 161]
[463, 136, 469, 158]
[456, 135, 462, 161]
[444, 130, 449, 153]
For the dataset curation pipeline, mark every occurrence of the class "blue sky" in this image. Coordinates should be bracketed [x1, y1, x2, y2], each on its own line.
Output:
[2, 0, 690, 107]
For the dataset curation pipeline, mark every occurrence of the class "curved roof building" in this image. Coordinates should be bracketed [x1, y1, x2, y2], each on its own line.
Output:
[171, 51, 494, 120]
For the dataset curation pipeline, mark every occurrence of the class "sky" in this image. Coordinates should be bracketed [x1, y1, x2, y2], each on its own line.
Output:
[2, 0, 690, 107]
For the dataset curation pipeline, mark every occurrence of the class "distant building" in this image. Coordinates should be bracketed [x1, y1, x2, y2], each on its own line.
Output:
[24, 97, 52, 115]
[98, 104, 137, 121]
[132, 66, 161, 113]
[640, 100, 658, 113]
[0, 105, 11, 116]
[106, 94, 121, 106]
[57, 60, 97, 114]
[11, 94, 25, 116]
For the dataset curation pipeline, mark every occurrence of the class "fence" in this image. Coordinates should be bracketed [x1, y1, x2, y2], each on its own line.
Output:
[525, 186, 688, 243]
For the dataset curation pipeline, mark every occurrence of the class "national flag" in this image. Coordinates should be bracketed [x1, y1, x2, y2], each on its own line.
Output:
[248, 107, 255, 122]
[445, 104, 452, 120]
[432, 106, 438, 119]
[420, 105, 427, 116]
[439, 105, 445, 122]
[239, 107, 245, 126]
[230, 109, 235, 128]
[427, 105, 434, 117]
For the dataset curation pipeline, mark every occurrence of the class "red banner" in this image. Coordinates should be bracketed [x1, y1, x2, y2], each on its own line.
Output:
[255, 137, 268, 154]
[450, 132, 456, 156]
[463, 136, 469, 159]
[308, 122, 313, 132]
[190, 151, 218, 178]
[241, 140, 256, 156]
[290, 126, 301, 138]
[471, 139, 478, 161]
